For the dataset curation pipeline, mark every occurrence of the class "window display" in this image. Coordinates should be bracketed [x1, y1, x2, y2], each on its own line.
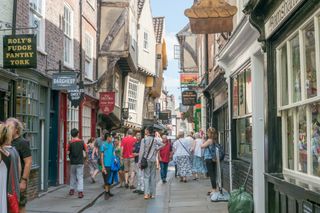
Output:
[291, 35, 301, 102]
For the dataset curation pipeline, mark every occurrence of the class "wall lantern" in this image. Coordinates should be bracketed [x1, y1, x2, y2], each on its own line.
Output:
[184, 0, 237, 34]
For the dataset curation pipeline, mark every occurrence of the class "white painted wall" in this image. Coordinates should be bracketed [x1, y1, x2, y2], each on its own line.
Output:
[0, 0, 13, 66]
[137, 0, 156, 75]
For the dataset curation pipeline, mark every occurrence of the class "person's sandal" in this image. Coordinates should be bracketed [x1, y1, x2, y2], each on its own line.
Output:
[144, 194, 150, 200]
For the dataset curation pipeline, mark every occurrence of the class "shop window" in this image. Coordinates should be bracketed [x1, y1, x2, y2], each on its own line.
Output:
[63, 3, 73, 67]
[16, 79, 40, 167]
[216, 105, 229, 155]
[82, 106, 91, 143]
[277, 12, 320, 189]
[67, 101, 79, 141]
[128, 78, 138, 111]
[232, 67, 252, 160]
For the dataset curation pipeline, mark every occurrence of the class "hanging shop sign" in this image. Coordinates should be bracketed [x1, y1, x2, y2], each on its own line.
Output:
[265, 0, 303, 39]
[155, 103, 161, 116]
[122, 108, 129, 120]
[52, 72, 78, 90]
[99, 92, 115, 115]
[3, 34, 37, 69]
[68, 81, 85, 108]
[180, 73, 198, 87]
[182, 90, 197, 106]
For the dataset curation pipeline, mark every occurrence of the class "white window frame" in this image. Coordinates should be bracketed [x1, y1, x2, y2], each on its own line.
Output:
[29, 0, 45, 52]
[277, 9, 320, 190]
[143, 31, 149, 51]
[63, 3, 74, 68]
[114, 72, 120, 107]
[84, 33, 93, 80]
[82, 105, 91, 143]
[128, 78, 139, 112]
[67, 102, 79, 142]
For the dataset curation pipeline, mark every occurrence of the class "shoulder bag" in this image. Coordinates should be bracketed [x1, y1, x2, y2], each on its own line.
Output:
[178, 139, 191, 156]
[140, 138, 154, 169]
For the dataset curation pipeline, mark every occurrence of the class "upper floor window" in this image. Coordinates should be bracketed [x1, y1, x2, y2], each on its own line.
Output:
[64, 3, 73, 67]
[84, 33, 93, 80]
[128, 78, 139, 111]
[29, 0, 45, 51]
[114, 73, 120, 106]
[143, 32, 149, 51]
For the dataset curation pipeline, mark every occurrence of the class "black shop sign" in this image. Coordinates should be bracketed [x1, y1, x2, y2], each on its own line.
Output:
[182, 90, 197, 106]
[52, 72, 78, 90]
[3, 34, 37, 69]
[68, 81, 85, 107]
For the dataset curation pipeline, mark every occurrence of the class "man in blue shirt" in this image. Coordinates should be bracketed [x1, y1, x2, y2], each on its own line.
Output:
[100, 132, 115, 200]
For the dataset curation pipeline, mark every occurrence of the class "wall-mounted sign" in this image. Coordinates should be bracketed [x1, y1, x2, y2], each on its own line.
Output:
[99, 92, 115, 115]
[68, 81, 85, 108]
[180, 73, 198, 86]
[182, 90, 197, 106]
[122, 108, 129, 120]
[3, 34, 37, 69]
[265, 0, 303, 39]
[52, 72, 77, 90]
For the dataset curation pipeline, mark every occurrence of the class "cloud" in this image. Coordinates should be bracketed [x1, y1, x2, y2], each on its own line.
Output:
[165, 32, 179, 62]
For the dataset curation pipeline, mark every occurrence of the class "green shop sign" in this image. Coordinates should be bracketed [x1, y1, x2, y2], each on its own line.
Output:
[3, 34, 37, 69]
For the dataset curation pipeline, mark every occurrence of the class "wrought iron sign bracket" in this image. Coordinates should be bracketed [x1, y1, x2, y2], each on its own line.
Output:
[0, 20, 38, 32]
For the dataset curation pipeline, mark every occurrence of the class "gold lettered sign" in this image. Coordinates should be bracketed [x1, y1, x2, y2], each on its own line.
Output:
[3, 34, 37, 69]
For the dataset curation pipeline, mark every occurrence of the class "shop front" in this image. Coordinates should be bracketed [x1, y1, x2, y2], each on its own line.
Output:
[217, 13, 265, 212]
[248, 0, 320, 211]
[0, 69, 17, 121]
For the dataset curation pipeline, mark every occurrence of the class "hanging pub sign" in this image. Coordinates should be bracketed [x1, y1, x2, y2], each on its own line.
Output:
[52, 72, 78, 90]
[180, 73, 198, 87]
[122, 108, 129, 120]
[182, 90, 197, 106]
[99, 92, 115, 115]
[3, 34, 37, 69]
[68, 81, 85, 107]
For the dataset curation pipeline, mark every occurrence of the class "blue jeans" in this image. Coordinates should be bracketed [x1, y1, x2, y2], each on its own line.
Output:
[160, 162, 169, 181]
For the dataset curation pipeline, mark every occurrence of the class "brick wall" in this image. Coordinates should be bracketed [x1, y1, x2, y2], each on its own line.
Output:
[27, 169, 39, 201]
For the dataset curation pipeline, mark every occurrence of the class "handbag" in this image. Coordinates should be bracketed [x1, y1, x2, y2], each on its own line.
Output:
[140, 138, 154, 169]
[8, 162, 19, 213]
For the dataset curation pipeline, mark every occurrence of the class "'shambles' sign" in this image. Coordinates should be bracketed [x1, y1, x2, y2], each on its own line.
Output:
[3, 34, 37, 68]
[99, 92, 115, 115]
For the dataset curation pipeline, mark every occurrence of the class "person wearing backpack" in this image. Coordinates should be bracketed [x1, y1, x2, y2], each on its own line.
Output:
[68, 128, 87, 198]
[201, 127, 223, 196]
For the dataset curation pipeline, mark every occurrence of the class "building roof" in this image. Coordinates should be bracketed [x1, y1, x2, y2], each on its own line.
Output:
[153, 17, 165, 44]
[137, 0, 145, 19]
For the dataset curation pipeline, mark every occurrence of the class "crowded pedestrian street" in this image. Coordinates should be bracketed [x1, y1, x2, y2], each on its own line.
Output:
[1, 0, 320, 213]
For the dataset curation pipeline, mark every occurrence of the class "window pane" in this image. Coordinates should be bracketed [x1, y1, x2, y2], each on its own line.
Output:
[291, 35, 301, 102]
[304, 22, 317, 98]
[287, 110, 294, 169]
[281, 45, 289, 105]
[237, 117, 252, 159]
[298, 106, 307, 173]
[239, 72, 246, 116]
[311, 103, 320, 177]
[245, 69, 252, 114]
[233, 78, 238, 117]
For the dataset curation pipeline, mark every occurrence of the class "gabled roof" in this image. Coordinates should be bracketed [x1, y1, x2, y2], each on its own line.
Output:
[153, 17, 165, 44]
[137, 0, 145, 19]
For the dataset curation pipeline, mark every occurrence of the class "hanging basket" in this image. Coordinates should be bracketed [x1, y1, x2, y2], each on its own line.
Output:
[185, 0, 237, 34]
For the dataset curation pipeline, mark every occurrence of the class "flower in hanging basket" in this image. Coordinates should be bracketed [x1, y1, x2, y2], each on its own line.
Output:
[184, 0, 237, 34]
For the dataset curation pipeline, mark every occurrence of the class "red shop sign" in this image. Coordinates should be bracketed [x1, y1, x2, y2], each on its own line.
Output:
[99, 92, 115, 115]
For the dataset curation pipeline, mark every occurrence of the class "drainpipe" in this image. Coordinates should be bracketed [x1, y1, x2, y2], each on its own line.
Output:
[96, 0, 101, 80]
[10, 0, 17, 117]
[79, 0, 83, 82]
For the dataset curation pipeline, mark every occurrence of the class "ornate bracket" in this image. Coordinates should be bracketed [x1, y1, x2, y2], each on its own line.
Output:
[0, 20, 38, 32]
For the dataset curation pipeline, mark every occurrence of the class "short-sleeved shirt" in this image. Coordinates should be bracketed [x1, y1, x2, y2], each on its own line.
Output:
[12, 136, 31, 176]
[159, 140, 172, 163]
[121, 136, 137, 159]
[133, 140, 141, 163]
[100, 142, 114, 167]
[68, 139, 87, 165]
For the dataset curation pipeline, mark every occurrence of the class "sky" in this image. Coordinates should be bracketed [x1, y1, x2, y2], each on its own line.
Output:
[151, 0, 194, 108]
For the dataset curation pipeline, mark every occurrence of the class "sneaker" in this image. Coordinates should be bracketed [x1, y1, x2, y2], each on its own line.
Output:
[130, 185, 136, 190]
[78, 192, 84, 198]
[108, 191, 114, 197]
[69, 189, 75, 196]
[133, 190, 139, 193]
[162, 180, 167, 184]
[104, 192, 110, 200]
[138, 190, 144, 195]
[125, 184, 129, 189]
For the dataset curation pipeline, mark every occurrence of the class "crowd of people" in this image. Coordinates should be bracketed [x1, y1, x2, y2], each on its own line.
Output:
[0, 116, 223, 212]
